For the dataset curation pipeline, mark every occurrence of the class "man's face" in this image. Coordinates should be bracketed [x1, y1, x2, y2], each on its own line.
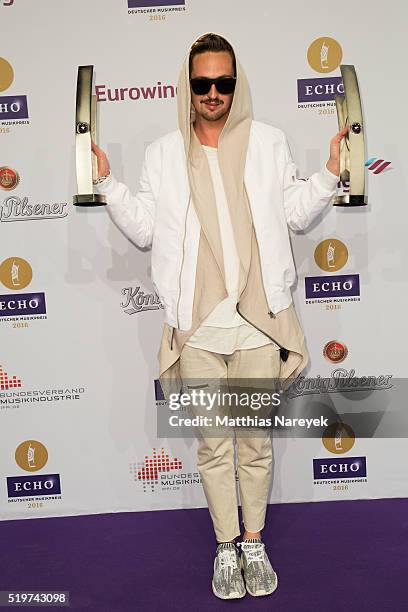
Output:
[190, 51, 235, 123]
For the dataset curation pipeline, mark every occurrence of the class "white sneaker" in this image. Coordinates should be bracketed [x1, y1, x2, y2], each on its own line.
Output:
[240, 539, 278, 597]
[212, 542, 246, 600]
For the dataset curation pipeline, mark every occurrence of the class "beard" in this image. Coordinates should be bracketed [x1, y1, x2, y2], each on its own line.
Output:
[195, 98, 230, 122]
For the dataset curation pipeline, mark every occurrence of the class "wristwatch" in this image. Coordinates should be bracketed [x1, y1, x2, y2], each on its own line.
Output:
[93, 170, 111, 185]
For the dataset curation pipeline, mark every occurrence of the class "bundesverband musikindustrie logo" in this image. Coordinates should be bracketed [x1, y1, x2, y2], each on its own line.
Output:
[129, 447, 202, 493]
[0, 361, 86, 410]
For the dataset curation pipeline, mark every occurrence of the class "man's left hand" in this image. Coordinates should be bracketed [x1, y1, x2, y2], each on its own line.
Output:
[326, 125, 349, 177]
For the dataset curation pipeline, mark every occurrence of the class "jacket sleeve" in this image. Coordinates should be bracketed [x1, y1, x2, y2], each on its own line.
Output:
[281, 131, 339, 232]
[94, 145, 156, 248]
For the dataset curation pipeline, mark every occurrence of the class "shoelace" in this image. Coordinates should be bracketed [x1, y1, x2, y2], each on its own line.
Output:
[240, 541, 266, 565]
[217, 546, 238, 572]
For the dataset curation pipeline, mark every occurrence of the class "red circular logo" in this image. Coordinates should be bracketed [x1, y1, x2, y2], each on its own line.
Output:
[323, 340, 348, 363]
[0, 167, 20, 191]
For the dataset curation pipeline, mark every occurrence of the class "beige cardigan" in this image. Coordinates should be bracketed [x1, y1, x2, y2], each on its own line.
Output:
[158, 217, 309, 400]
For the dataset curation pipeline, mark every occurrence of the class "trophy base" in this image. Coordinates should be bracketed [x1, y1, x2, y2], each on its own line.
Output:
[333, 194, 368, 207]
[73, 194, 107, 207]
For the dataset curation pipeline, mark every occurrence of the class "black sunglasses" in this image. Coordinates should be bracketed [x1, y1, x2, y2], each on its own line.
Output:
[190, 76, 237, 96]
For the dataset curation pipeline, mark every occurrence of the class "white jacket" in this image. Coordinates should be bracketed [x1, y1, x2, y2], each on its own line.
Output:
[96, 120, 339, 331]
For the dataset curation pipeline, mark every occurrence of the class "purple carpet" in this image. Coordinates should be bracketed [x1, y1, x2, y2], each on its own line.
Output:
[1, 498, 406, 611]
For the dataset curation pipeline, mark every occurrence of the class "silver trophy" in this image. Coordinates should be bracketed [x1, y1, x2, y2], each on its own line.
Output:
[333, 65, 367, 206]
[73, 65, 106, 207]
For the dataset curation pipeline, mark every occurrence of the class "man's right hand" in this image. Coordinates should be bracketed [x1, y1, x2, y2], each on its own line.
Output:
[91, 141, 110, 178]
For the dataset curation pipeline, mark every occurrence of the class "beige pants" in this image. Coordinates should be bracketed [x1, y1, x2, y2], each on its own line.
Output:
[179, 342, 281, 542]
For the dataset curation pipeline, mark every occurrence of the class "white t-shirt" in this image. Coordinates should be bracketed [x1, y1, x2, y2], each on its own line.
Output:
[185, 145, 279, 354]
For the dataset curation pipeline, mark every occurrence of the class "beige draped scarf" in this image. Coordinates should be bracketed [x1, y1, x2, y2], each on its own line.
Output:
[158, 34, 309, 399]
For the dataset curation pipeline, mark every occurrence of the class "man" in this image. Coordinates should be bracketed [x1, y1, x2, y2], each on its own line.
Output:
[91, 33, 347, 600]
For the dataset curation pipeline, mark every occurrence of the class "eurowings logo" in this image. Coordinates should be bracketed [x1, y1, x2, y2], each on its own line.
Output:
[0, 364, 22, 390]
[132, 447, 182, 491]
[365, 158, 392, 174]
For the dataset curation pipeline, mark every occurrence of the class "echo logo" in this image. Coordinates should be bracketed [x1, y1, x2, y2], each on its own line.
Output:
[0, 57, 29, 121]
[15, 440, 48, 472]
[307, 37, 343, 73]
[6, 439, 62, 500]
[314, 238, 348, 272]
[0, 257, 47, 319]
[322, 422, 355, 454]
[305, 275, 360, 299]
[313, 456, 367, 479]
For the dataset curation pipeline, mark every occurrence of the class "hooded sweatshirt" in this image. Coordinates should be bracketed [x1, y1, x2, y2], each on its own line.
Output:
[158, 34, 309, 400]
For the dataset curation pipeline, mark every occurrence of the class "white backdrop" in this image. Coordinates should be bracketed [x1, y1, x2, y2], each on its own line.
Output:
[1, 0, 407, 521]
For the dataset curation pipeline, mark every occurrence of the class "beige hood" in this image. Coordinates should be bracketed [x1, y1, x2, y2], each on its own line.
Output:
[176, 34, 253, 291]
